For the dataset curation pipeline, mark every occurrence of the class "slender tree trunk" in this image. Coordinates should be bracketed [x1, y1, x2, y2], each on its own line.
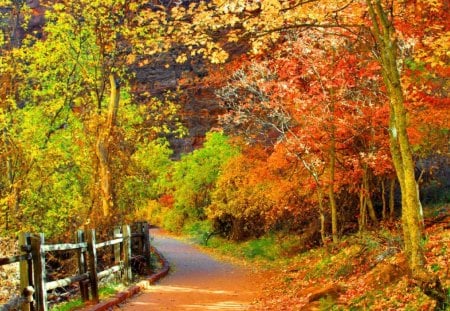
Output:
[317, 189, 326, 244]
[359, 187, 367, 231]
[363, 167, 379, 225]
[95, 74, 120, 218]
[389, 177, 395, 220]
[299, 157, 327, 244]
[329, 103, 338, 243]
[5, 138, 21, 231]
[381, 179, 386, 220]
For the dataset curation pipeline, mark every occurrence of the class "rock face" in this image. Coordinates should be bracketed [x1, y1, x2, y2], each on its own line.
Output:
[131, 54, 226, 157]
[131, 40, 248, 156]
[26, 0, 46, 38]
[0, 0, 46, 46]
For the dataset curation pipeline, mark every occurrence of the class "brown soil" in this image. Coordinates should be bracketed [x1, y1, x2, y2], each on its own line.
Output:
[118, 229, 264, 311]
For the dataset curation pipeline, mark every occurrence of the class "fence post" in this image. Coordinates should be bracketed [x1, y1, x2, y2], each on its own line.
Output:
[113, 227, 121, 265]
[122, 225, 132, 284]
[142, 222, 151, 271]
[76, 230, 89, 302]
[31, 233, 47, 311]
[19, 233, 32, 311]
[86, 229, 99, 303]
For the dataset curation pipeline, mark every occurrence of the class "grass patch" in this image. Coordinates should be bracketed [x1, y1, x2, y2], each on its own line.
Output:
[206, 234, 283, 262]
[242, 235, 279, 261]
[50, 282, 126, 311]
[98, 283, 122, 298]
[319, 296, 341, 311]
[50, 299, 83, 311]
[181, 221, 213, 245]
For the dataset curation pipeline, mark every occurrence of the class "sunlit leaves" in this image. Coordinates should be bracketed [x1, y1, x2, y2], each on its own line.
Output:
[0, 0, 187, 234]
[166, 132, 239, 224]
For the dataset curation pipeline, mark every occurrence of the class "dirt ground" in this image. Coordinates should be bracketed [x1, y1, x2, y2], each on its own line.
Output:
[118, 229, 265, 311]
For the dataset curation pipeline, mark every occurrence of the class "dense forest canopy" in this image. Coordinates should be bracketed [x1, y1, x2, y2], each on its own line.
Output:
[0, 0, 448, 302]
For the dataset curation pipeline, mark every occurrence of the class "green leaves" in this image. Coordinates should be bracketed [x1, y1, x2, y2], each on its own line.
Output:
[0, 0, 186, 235]
[167, 132, 239, 224]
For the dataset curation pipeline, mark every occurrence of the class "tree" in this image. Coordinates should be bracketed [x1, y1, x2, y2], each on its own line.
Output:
[169, 0, 447, 287]
[216, 28, 392, 242]
[0, 0, 184, 234]
[164, 131, 239, 230]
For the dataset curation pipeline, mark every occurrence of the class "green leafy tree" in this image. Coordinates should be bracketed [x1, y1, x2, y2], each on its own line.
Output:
[0, 0, 184, 235]
[164, 132, 239, 230]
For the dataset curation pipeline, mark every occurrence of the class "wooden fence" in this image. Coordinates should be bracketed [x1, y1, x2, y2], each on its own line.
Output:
[0, 222, 151, 311]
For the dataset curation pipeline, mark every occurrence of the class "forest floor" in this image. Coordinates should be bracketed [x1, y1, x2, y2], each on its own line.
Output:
[216, 206, 449, 310]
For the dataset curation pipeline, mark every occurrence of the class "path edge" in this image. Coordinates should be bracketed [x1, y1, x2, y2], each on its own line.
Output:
[82, 246, 170, 311]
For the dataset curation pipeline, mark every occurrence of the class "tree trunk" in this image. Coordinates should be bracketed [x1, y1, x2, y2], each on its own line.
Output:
[389, 177, 395, 220]
[95, 74, 120, 218]
[299, 157, 327, 244]
[366, 0, 425, 275]
[363, 6, 447, 308]
[363, 167, 378, 225]
[5, 139, 21, 231]
[358, 187, 367, 231]
[381, 179, 386, 220]
[329, 103, 338, 243]
[317, 189, 326, 244]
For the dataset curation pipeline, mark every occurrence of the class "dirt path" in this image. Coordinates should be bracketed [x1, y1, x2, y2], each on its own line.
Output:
[119, 229, 263, 311]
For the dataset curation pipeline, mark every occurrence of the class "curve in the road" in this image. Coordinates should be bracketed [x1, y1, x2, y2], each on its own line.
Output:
[120, 228, 263, 311]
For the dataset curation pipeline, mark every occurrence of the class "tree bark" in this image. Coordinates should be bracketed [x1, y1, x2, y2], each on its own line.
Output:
[366, 0, 425, 274]
[389, 177, 395, 220]
[317, 189, 326, 244]
[329, 141, 338, 243]
[359, 187, 367, 231]
[364, 6, 447, 306]
[95, 74, 120, 218]
[363, 166, 378, 225]
[329, 102, 338, 243]
[381, 179, 386, 220]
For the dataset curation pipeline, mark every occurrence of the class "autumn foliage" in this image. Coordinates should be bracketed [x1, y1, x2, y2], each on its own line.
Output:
[0, 0, 448, 307]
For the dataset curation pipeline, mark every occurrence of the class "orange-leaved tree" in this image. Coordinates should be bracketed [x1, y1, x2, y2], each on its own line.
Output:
[167, 1, 448, 294]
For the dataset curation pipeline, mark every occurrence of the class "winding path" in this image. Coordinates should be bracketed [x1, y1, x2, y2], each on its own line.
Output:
[119, 229, 263, 311]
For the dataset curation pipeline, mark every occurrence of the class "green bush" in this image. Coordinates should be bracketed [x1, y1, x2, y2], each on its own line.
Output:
[161, 132, 239, 232]
[162, 208, 186, 232]
[242, 235, 279, 261]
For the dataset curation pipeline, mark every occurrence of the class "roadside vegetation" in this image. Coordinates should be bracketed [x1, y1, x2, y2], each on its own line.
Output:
[180, 205, 449, 310]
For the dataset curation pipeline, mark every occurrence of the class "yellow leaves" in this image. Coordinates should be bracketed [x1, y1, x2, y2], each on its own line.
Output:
[227, 31, 240, 43]
[417, 30, 450, 68]
[251, 40, 264, 55]
[128, 2, 139, 11]
[126, 54, 136, 65]
[261, 0, 282, 12]
[52, 3, 65, 11]
[176, 54, 188, 63]
[210, 50, 229, 64]
[221, 0, 246, 13]
[421, 0, 442, 12]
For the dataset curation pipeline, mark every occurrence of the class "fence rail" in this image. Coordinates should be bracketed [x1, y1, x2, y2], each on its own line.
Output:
[0, 221, 151, 311]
